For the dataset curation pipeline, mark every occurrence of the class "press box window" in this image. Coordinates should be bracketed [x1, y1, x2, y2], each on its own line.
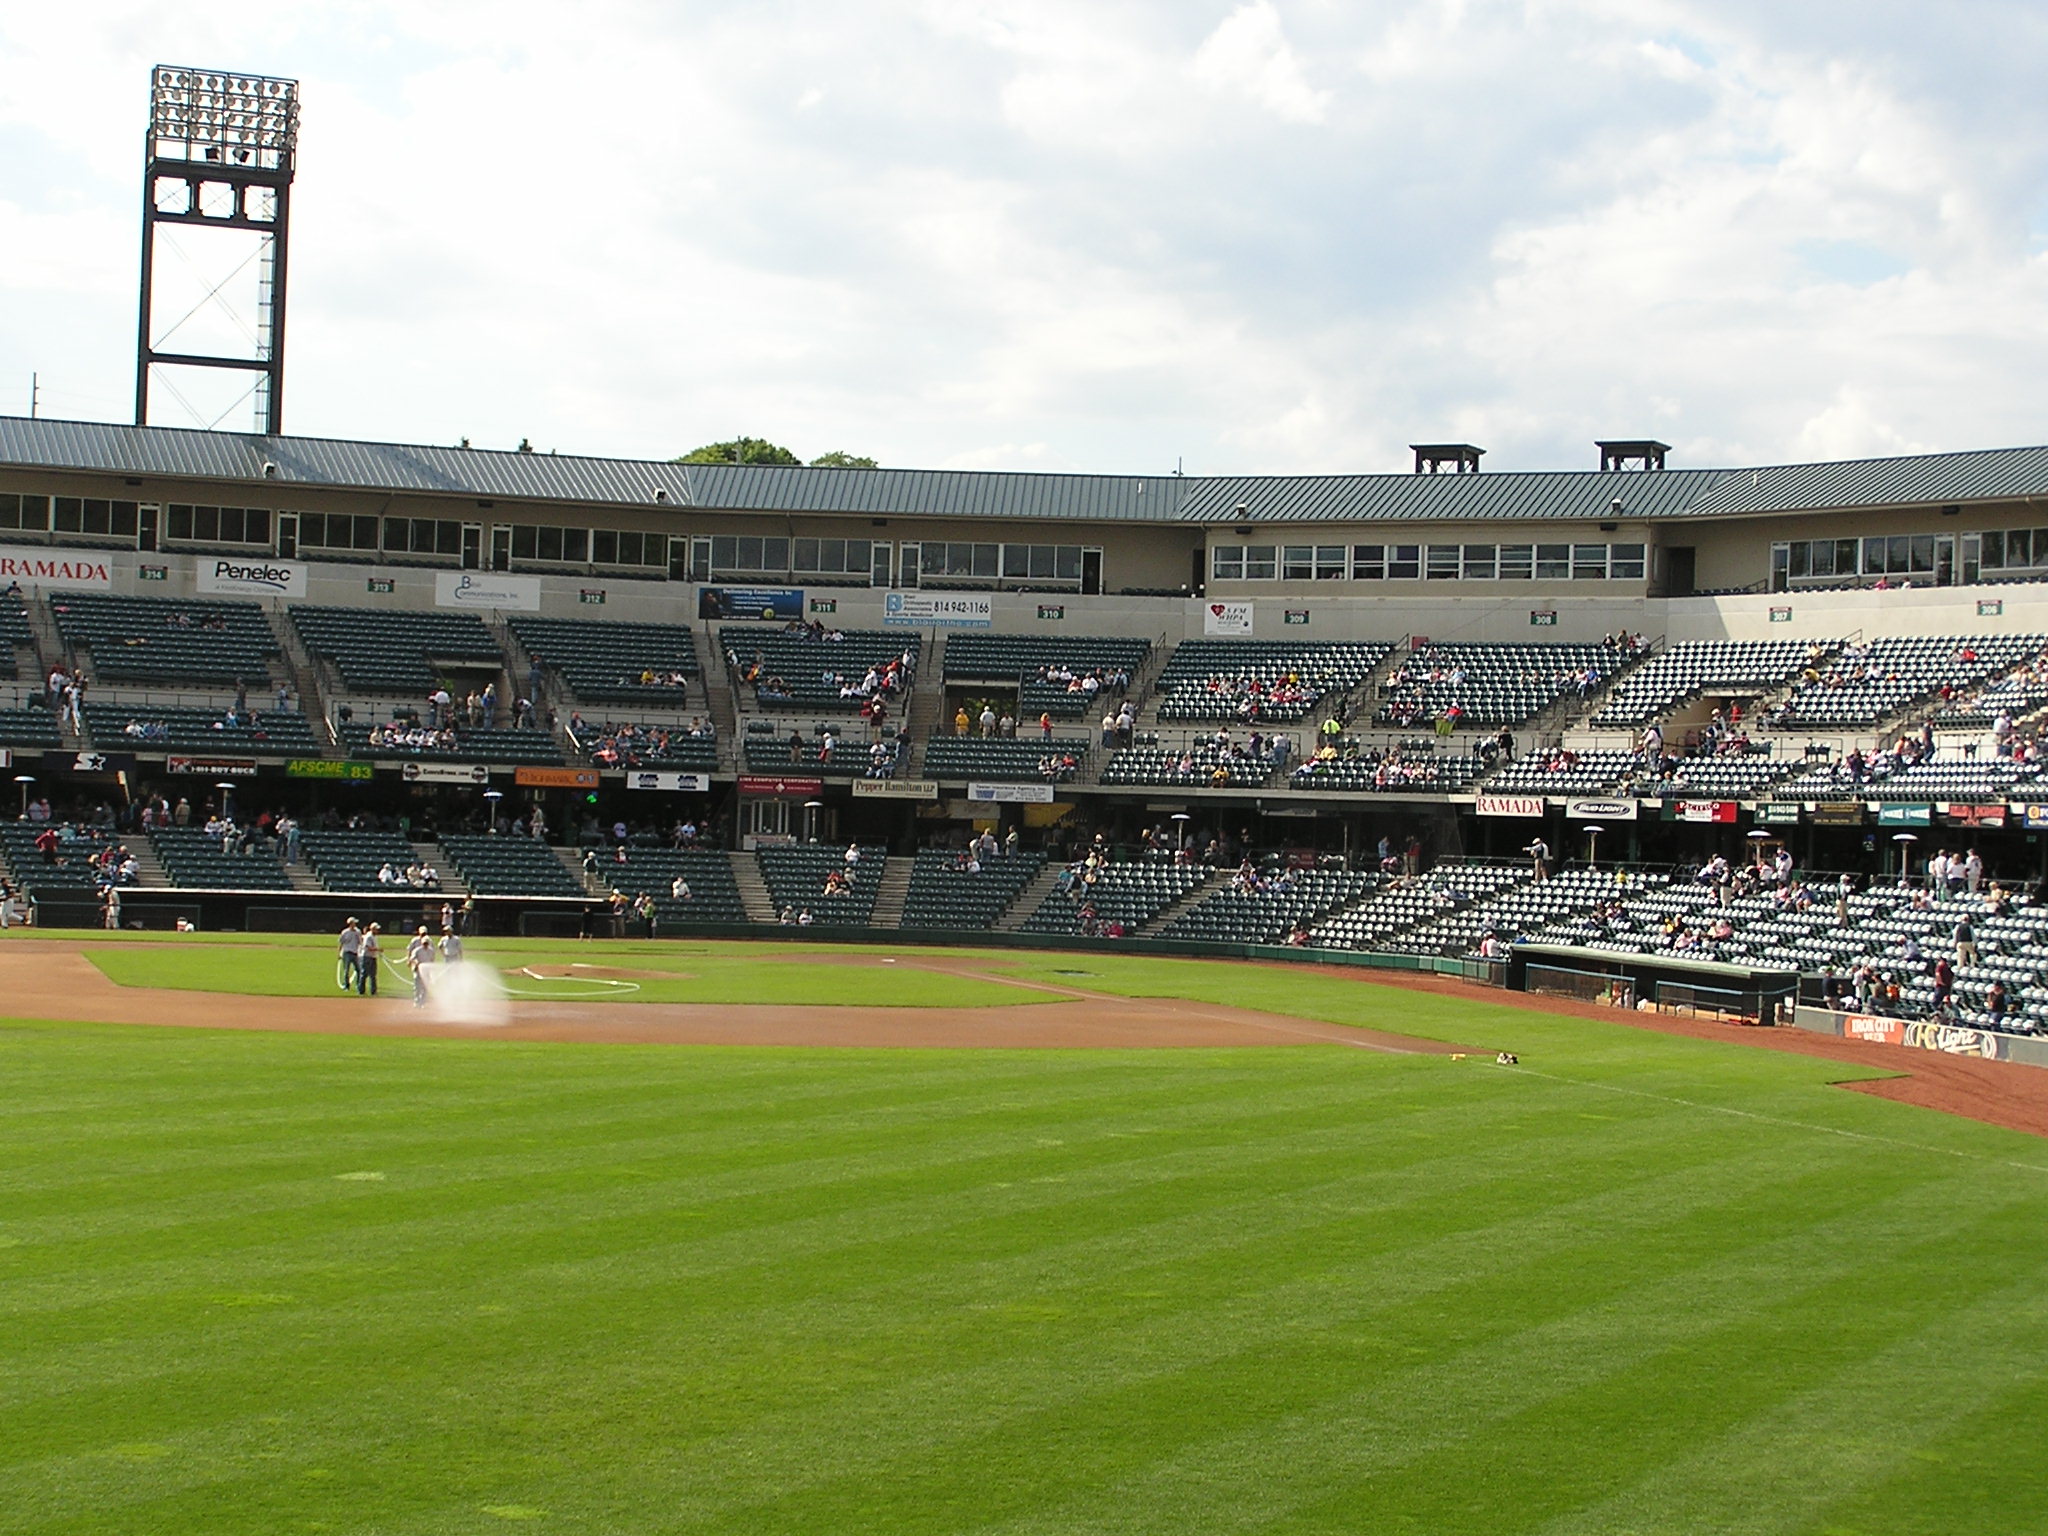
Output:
[1426, 544, 1462, 580]
[1244, 544, 1277, 580]
[167, 504, 271, 544]
[1497, 544, 1534, 580]
[0, 494, 48, 531]
[1350, 544, 1384, 580]
[52, 498, 140, 538]
[1608, 543, 1645, 580]
[298, 512, 380, 550]
[1212, 545, 1245, 581]
[1535, 544, 1571, 580]
[382, 517, 463, 557]
[1462, 545, 1496, 579]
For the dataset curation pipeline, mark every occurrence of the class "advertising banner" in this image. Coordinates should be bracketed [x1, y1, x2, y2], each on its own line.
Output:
[738, 775, 824, 796]
[1666, 800, 1738, 823]
[1901, 1020, 2007, 1059]
[397, 760, 490, 784]
[698, 586, 806, 621]
[1567, 797, 1638, 821]
[625, 771, 713, 792]
[1476, 795, 1543, 818]
[2022, 803, 2048, 830]
[1941, 803, 2005, 828]
[196, 556, 307, 598]
[167, 755, 258, 776]
[48, 751, 135, 773]
[1203, 601, 1254, 636]
[966, 782, 1056, 803]
[515, 766, 600, 789]
[1808, 802, 1865, 825]
[1842, 1014, 1904, 1045]
[852, 778, 941, 800]
[1876, 803, 1932, 826]
[1755, 802, 1802, 825]
[286, 759, 374, 780]
[435, 571, 541, 611]
[0, 547, 113, 589]
[883, 591, 993, 629]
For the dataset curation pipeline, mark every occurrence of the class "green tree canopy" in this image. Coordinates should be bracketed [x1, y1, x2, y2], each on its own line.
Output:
[807, 450, 878, 468]
[673, 437, 801, 466]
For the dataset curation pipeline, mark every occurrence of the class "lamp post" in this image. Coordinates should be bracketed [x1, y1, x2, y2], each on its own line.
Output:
[483, 788, 503, 834]
[1582, 824, 1605, 865]
[1171, 812, 1192, 854]
[1891, 831, 1918, 882]
[14, 774, 33, 819]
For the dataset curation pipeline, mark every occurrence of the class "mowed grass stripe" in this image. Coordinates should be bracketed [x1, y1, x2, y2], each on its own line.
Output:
[5, 948, 2048, 1533]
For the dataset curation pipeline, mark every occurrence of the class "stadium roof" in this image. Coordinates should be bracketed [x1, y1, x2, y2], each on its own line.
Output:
[4, 415, 2048, 527]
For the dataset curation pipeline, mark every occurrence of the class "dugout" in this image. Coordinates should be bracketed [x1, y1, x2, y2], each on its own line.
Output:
[1509, 942, 1798, 1023]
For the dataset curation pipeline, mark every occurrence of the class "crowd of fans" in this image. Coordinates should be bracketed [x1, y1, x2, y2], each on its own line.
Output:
[571, 716, 715, 768]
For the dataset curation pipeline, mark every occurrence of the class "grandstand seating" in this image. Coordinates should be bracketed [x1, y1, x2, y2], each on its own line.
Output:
[509, 615, 700, 707]
[1483, 750, 1638, 795]
[1156, 867, 1379, 945]
[301, 827, 434, 891]
[0, 592, 32, 679]
[1776, 751, 2048, 803]
[150, 825, 294, 890]
[290, 605, 504, 693]
[1100, 744, 1274, 788]
[582, 847, 748, 925]
[923, 737, 1087, 782]
[900, 848, 1046, 929]
[339, 722, 564, 765]
[724, 628, 918, 711]
[1375, 642, 1629, 728]
[0, 708, 63, 750]
[757, 844, 886, 923]
[1590, 640, 1819, 726]
[1018, 860, 1209, 936]
[1623, 750, 1802, 799]
[84, 702, 320, 756]
[1153, 640, 1389, 723]
[440, 834, 583, 897]
[741, 731, 897, 778]
[1378, 866, 1650, 956]
[51, 593, 280, 685]
[576, 721, 718, 771]
[1775, 635, 2046, 728]
[1287, 746, 1491, 793]
[943, 634, 1150, 718]
[1308, 862, 1526, 950]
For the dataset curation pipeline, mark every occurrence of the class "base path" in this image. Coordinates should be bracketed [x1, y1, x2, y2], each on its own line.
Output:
[0, 942, 1457, 1053]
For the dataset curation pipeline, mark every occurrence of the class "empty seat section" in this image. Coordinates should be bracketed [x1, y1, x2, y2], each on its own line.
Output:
[1591, 640, 1819, 727]
[84, 702, 319, 756]
[585, 847, 748, 925]
[1157, 867, 1380, 944]
[509, 615, 701, 707]
[1776, 635, 2047, 728]
[1376, 642, 1631, 729]
[944, 635, 1150, 718]
[150, 825, 294, 889]
[53, 592, 280, 685]
[756, 845, 886, 923]
[301, 828, 430, 891]
[290, 605, 504, 693]
[924, 737, 1087, 781]
[900, 848, 1046, 929]
[441, 834, 584, 897]
[1019, 861, 1209, 936]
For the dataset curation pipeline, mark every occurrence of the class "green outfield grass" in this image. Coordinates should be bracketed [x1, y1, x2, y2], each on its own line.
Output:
[80, 940, 1048, 1009]
[5, 939, 2048, 1534]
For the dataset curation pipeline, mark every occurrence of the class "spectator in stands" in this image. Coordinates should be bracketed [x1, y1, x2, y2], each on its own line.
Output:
[671, 875, 692, 900]
[954, 706, 971, 736]
[1954, 916, 1979, 967]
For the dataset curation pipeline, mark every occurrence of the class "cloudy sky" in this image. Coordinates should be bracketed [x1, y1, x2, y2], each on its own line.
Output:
[3, 2, 2045, 477]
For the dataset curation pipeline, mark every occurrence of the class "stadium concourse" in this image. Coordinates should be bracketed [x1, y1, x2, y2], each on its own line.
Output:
[9, 416, 2048, 1049]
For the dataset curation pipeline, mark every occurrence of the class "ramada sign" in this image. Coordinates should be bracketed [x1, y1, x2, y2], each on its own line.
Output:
[0, 549, 112, 588]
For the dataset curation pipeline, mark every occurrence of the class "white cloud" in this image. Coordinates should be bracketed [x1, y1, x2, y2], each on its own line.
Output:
[1, 2, 2046, 471]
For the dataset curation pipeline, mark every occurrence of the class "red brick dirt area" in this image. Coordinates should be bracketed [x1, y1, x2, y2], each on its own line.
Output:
[7, 940, 2046, 1139]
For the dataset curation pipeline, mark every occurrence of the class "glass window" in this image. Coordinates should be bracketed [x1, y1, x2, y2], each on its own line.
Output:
[1462, 544, 1496, 580]
[1909, 534, 1934, 574]
[1213, 545, 1244, 581]
[1388, 544, 1420, 580]
[511, 525, 537, 560]
[2008, 529, 2030, 567]
[1497, 544, 1533, 580]
[1055, 545, 1082, 581]
[167, 504, 194, 541]
[1316, 545, 1346, 580]
[1282, 545, 1316, 580]
[593, 530, 618, 564]
[1244, 545, 1277, 580]
[535, 526, 562, 562]
[564, 529, 588, 563]
[711, 536, 736, 569]
[1426, 544, 1461, 580]
[1862, 536, 1885, 574]
[1981, 530, 2005, 569]
[1572, 544, 1608, 579]
[1536, 543, 1570, 580]
[1771, 543, 1790, 592]
[1609, 543, 1645, 580]
[970, 543, 997, 578]
[1351, 544, 1384, 580]
[0, 494, 45, 530]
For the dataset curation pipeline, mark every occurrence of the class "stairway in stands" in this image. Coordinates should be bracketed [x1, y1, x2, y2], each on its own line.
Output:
[867, 859, 913, 928]
[994, 864, 1066, 931]
[903, 632, 947, 776]
[729, 855, 778, 923]
[1132, 869, 1221, 936]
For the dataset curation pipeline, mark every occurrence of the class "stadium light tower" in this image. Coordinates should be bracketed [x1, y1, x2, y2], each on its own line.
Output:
[135, 66, 300, 436]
